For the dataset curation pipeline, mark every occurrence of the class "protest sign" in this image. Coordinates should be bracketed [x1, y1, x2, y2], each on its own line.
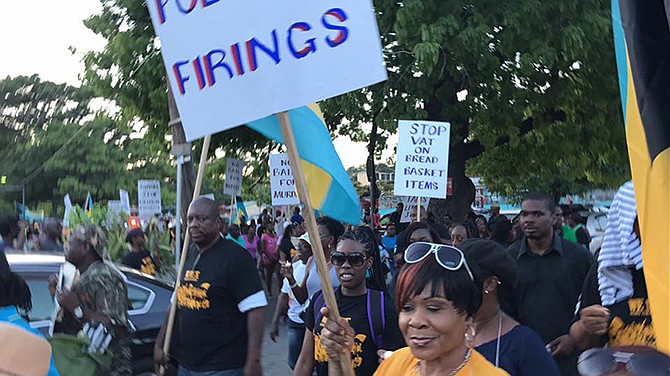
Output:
[223, 158, 244, 196]
[63, 194, 73, 227]
[107, 200, 125, 224]
[269, 153, 300, 206]
[119, 189, 131, 214]
[394, 120, 451, 199]
[146, 0, 387, 141]
[138, 180, 162, 217]
[400, 196, 431, 223]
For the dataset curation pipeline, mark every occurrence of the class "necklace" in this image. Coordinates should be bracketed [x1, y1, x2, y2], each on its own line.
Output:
[474, 311, 504, 367]
[414, 349, 472, 376]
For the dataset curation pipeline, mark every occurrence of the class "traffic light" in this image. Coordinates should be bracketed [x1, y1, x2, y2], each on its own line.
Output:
[0, 175, 6, 184]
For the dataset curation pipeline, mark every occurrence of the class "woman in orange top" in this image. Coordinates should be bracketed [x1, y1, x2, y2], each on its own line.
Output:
[319, 242, 509, 376]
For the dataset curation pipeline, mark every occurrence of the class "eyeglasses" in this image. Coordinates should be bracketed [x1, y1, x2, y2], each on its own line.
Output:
[404, 242, 474, 281]
[577, 348, 670, 376]
[330, 251, 368, 267]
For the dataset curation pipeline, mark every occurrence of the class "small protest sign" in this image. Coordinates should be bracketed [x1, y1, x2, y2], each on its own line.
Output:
[107, 200, 125, 224]
[138, 180, 162, 217]
[223, 158, 244, 196]
[146, 0, 387, 141]
[270, 153, 300, 206]
[394, 120, 451, 199]
[119, 189, 131, 214]
[400, 196, 431, 223]
[63, 194, 73, 227]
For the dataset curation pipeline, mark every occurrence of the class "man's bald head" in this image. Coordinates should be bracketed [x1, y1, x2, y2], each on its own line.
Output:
[189, 197, 219, 218]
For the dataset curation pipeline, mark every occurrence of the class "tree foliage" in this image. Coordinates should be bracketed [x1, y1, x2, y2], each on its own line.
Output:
[323, 0, 629, 215]
[0, 75, 175, 214]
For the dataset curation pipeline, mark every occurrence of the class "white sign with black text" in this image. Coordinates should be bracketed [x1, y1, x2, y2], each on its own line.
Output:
[138, 180, 162, 217]
[269, 153, 300, 206]
[223, 158, 245, 196]
[394, 120, 451, 199]
[400, 197, 431, 223]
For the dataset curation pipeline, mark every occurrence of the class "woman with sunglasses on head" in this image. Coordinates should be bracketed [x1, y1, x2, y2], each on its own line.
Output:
[390, 223, 442, 299]
[319, 241, 510, 376]
[293, 227, 405, 376]
[460, 238, 560, 376]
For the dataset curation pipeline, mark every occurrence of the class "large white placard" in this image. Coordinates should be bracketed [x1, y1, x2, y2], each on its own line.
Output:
[400, 197, 431, 223]
[147, 0, 387, 141]
[394, 120, 451, 199]
[269, 153, 300, 206]
[138, 180, 162, 217]
[223, 158, 244, 196]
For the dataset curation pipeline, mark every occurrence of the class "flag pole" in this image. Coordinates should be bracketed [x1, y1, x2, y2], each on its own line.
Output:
[160, 134, 211, 375]
[277, 112, 355, 376]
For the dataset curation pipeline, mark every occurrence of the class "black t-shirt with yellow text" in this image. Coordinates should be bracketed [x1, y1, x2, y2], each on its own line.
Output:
[304, 288, 405, 376]
[580, 265, 655, 347]
[121, 249, 158, 275]
[175, 238, 264, 371]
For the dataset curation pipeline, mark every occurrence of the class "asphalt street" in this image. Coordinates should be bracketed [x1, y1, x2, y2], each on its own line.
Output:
[261, 290, 294, 376]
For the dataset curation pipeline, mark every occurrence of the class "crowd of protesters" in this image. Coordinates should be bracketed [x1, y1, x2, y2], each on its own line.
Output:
[0, 179, 668, 375]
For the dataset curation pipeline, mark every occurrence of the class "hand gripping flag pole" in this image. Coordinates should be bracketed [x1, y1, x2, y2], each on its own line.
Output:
[277, 112, 355, 376]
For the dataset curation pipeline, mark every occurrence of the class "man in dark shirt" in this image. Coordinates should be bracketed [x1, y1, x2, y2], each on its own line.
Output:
[154, 198, 267, 376]
[39, 218, 63, 252]
[488, 204, 508, 234]
[506, 193, 592, 376]
[565, 212, 591, 249]
[383, 202, 408, 234]
[290, 206, 304, 224]
[121, 229, 159, 275]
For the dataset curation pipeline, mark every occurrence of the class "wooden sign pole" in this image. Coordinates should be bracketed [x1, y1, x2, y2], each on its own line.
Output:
[417, 196, 422, 222]
[277, 112, 355, 376]
[160, 135, 211, 375]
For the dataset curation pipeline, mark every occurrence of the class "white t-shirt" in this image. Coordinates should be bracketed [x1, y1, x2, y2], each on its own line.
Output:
[281, 261, 307, 324]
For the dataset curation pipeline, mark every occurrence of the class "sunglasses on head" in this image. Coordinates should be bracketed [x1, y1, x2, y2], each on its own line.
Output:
[330, 251, 368, 267]
[577, 347, 670, 376]
[404, 242, 474, 281]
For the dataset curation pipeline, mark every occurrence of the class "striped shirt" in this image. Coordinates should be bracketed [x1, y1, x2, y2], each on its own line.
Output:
[597, 181, 643, 305]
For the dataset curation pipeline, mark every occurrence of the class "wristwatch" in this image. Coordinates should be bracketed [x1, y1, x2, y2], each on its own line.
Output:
[74, 306, 84, 319]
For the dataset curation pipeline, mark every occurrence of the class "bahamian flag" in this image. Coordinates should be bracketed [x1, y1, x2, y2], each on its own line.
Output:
[15, 204, 44, 223]
[84, 192, 94, 217]
[247, 104, 361, 224]
[612, 0, 670, 353]
[233, 197, 248, 225]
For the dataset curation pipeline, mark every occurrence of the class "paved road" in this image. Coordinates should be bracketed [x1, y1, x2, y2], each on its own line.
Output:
[261, 291, 294, 376]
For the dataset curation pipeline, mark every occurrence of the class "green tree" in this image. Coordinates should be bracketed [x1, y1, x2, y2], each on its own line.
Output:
[0, 75, 175, 215]
[323, 0, 629, 218]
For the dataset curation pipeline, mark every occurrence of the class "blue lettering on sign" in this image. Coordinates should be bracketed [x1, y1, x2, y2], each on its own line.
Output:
[168, 8, 352, 95]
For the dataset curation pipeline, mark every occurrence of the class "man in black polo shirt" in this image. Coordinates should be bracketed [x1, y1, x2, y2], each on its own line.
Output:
[154, 198, 267, 376]
[506, 193, 592, 376]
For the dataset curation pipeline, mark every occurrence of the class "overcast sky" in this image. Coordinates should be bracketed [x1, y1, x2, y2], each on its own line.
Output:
[0, 0, 399, 168]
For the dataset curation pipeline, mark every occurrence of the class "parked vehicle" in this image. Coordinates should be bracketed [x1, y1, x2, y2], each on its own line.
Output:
[7, 253, 175, 376]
